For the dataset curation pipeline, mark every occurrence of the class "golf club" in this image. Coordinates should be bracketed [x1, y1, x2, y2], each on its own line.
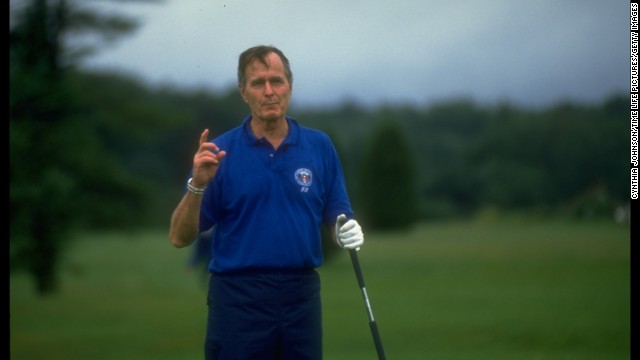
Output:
[349, 248, 387, 360]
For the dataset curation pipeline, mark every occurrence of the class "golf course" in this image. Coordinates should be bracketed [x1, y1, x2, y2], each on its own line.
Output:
[10, 219, 630, 359]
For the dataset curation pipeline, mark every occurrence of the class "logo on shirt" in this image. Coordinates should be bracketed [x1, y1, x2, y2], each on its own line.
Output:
[294, 168, 313, 190]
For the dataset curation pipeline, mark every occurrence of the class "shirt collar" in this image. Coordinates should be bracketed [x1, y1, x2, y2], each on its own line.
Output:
[242, 115, 299, 146]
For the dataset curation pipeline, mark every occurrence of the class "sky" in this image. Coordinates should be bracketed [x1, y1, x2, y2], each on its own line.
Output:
[79, 0, 630, 109]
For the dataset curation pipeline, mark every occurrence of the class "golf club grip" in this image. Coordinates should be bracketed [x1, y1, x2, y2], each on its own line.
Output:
[369, 321, 387, 360]
[349, 249, 387, 360]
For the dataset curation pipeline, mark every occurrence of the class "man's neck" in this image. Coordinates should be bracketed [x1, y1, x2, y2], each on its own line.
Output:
[250, 116, 288, 149]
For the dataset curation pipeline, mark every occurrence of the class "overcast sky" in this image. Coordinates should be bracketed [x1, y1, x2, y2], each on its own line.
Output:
[80, 0, 630, 109]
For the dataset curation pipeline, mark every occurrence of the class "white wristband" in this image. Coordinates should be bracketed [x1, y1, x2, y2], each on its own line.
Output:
[187, 178, 206, 195]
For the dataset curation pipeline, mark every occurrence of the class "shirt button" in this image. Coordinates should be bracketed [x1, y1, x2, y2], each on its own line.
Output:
[269, 153, 274, 157]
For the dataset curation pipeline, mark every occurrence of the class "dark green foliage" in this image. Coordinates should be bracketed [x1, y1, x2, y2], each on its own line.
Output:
[356, 119, 419, 230]
[9, 0, 153, 294]
[466, 98, 629, 218]
[408, 99, 489, 218]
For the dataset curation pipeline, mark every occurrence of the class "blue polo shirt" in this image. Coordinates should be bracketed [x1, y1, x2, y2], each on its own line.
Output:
[198, 115, 354, 274]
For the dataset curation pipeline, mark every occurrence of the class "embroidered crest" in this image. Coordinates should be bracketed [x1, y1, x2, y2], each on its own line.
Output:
[294, 168, 313, 187]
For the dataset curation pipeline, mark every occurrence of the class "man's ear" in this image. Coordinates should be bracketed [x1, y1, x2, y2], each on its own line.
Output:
[239, 85, 248, 103]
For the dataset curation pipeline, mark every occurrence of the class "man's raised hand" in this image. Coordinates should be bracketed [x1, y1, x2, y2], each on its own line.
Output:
[191, 129, 226, 187]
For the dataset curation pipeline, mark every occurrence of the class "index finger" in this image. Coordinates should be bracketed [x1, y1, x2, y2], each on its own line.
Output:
[199, 129, 209, 146]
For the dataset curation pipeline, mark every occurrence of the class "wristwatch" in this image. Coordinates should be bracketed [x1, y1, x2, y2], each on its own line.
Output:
[187, 177, 207, 195]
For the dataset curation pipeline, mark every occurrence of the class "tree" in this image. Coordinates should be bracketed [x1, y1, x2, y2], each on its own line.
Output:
[356, 118, 418, 230]
[10, 0, 155, 295]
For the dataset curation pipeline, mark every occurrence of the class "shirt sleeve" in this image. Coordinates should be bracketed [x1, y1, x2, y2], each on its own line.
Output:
[322, 135, 354, 227]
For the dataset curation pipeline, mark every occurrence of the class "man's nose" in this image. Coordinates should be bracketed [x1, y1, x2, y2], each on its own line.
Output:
[264, 81, 274, 95]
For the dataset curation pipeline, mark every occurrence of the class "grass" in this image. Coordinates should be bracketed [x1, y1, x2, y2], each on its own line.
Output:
[10, 219, 630, 359]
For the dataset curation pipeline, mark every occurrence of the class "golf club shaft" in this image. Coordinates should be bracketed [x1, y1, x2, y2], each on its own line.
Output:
[349, 249, 387, 360]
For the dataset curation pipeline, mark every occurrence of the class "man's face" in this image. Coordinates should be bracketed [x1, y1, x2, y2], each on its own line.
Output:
[240, 52, 292, 123]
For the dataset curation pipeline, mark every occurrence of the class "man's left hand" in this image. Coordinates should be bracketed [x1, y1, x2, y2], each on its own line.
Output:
[335, 214, 364, 250]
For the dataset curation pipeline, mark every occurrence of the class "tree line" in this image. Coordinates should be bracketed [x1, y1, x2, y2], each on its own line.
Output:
[298, 94, 629, 223]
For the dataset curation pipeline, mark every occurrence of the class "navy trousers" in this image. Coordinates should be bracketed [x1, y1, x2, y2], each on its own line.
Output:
[205, 269, 322, 360]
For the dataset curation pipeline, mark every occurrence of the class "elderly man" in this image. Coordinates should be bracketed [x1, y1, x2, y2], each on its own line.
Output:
[169, 45, 364, 360]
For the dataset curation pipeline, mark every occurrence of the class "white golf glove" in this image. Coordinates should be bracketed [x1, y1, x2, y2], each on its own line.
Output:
[335, 214, 364, 250]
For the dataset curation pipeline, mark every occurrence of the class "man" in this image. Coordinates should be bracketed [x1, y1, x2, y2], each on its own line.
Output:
[168, 45, 364, 360]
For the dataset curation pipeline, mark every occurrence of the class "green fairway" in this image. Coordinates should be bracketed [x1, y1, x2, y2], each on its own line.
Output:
[10, 220, 630, 359]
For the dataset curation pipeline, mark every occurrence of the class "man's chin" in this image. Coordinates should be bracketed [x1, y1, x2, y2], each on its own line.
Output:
[258, 110, 283, 122]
